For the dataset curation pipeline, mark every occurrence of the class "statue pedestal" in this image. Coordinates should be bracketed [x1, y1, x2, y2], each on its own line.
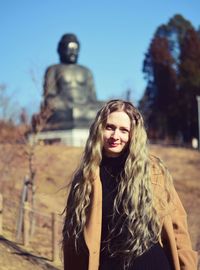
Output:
[28, 129, 89, 147]
[43, 101, 105, 131]
[31, 101, 105, 146]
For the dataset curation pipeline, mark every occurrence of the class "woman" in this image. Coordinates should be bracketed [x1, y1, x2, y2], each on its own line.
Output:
[62, 99, 197, 270]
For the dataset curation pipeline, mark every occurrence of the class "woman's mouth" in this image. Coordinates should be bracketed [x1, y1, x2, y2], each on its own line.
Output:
[108, 141, 120, 147]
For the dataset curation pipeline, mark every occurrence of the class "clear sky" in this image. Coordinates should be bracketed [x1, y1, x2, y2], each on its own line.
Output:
[1, 0, 200, 116]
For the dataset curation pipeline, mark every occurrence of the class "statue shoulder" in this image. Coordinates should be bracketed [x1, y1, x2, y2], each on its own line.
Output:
[77, 64, 93, 75]
[44, 64, 60, 76]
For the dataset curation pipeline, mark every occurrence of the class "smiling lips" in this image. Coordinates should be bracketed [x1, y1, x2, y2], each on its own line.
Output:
[107, 140, 120, 147]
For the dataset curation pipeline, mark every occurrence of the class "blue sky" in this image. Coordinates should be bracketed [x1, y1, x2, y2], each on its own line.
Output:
[1, 0, 200, 116]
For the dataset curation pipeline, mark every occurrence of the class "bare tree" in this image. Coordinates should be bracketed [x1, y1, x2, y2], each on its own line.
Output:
[15, 101, 52, 240]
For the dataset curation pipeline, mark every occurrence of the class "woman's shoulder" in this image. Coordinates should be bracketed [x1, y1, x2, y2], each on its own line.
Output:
[149, 154, 174, 211]
[149, 154, 169, 186]
[149, 154, 164, 174]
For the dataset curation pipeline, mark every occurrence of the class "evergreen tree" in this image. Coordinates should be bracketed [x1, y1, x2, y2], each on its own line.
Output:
[179, 29, 200, 142]
[140, 14, 194, 142]
[155, 14, 193, 69]
[141, 36, 177, 139]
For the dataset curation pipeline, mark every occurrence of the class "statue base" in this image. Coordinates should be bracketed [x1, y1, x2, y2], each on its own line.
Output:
[28, 128, 89, 147]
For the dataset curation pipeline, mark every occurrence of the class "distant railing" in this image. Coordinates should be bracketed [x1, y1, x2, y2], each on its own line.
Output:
[0, 193, 3, 235]
[0, 193, 62, 264]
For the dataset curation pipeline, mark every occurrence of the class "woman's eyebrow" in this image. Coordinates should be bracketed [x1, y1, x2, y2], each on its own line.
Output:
[106, 123, 130, 131]
[106, 123, 115, 126]
[120, 126, 130, 131]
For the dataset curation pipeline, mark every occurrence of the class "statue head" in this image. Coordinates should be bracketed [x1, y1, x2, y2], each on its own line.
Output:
[57, 33, 80, 64]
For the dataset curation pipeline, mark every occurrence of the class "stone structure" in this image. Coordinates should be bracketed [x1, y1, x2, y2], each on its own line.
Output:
[33, 33, 104, 146]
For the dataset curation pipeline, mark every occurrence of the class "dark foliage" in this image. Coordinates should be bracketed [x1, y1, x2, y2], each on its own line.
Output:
[140, 14, 200, 144]
[178, 29, 200, 142]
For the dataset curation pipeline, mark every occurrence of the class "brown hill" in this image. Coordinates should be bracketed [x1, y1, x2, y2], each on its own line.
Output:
[0, 143, 199, 269]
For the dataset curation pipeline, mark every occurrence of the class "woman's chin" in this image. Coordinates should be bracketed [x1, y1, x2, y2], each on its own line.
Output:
[104, 148, 123, 157]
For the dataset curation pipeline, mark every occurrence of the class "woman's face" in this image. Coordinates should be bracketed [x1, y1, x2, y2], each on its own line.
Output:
[103, 111, 131, 157]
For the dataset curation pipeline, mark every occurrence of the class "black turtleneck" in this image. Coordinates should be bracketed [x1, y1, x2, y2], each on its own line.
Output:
[99, 152, 173, 270]
[100, 153, 126, 253]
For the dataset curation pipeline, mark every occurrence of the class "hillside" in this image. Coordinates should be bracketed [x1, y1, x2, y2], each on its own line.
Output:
[0, 143, 199, 269]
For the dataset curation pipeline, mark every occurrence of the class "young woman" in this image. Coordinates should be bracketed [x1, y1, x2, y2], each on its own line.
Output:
[62, 100, 197, 270]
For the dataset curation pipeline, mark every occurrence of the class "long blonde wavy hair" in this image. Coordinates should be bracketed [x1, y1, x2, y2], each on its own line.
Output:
[63, 99, 162, 268]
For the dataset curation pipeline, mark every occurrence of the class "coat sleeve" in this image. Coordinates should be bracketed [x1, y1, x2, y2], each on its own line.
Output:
[150, 156, 198, 270]
[167, 183, 198, 270]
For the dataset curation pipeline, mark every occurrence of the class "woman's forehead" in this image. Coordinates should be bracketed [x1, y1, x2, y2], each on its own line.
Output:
[106, 111, 131, 126]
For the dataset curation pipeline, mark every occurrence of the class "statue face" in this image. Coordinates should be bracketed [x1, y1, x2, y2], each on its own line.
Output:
[62, 42, 79, 64]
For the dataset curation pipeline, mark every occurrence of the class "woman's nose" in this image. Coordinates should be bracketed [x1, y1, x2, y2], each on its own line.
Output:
[111, 129, 119, 139]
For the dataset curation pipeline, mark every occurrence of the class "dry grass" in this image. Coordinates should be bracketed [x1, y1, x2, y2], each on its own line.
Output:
[0, 143, 199, 269]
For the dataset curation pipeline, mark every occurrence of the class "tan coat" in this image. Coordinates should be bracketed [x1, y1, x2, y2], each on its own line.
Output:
[64, 161, 198, 270]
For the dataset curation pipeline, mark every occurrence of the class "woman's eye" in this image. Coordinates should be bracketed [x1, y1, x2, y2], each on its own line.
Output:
[106, 125, 113, 130]
[121, 129, 129, 133]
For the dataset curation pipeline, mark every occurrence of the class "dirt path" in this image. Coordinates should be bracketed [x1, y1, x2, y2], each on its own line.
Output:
[0, 236, 60, 270]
